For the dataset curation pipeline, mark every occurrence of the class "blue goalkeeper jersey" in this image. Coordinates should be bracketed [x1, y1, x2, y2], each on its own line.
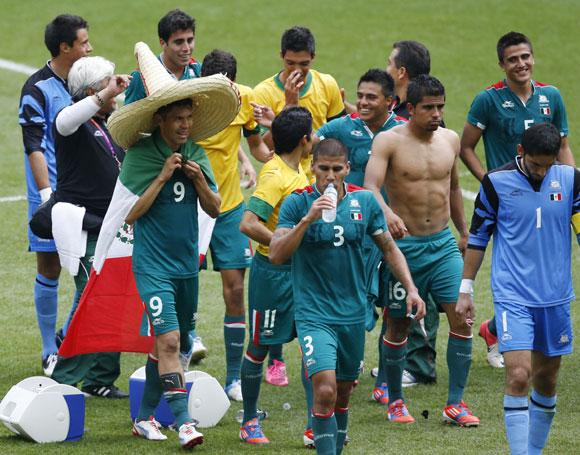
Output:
[277, 183, 387, 324]
[467, 80, 569, 170]
[468, 158, 580, 307]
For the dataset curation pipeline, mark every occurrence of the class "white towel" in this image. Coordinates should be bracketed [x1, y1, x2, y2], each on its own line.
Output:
[52, 203, 87, 276]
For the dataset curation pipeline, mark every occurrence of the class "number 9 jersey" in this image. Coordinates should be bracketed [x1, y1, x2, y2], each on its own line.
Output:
[276, 183, 387, 324]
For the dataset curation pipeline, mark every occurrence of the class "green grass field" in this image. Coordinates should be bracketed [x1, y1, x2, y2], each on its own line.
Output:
[0, 1, 579, 453]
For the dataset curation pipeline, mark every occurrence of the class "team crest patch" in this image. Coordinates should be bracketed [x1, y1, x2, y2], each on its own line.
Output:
[539, 95, 548, 103]
[550, 180, 561, 189]
[559, 333, 570, 344]
[350, 199, 360, 208]
[549, 192, 562, 201]
[350, 211, 362, 220]
[502, 100, 514, 109]
[350, 130, 363, 137]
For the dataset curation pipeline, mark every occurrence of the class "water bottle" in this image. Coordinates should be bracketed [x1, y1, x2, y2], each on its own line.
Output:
[321, 183, 337, 223]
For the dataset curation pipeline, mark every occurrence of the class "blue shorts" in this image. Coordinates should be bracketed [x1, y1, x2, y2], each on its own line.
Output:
[495, 301, 573, 357]
[296, 320, 365, 381]
[27, 199, 56, 252]
[205, 202, 252, 270]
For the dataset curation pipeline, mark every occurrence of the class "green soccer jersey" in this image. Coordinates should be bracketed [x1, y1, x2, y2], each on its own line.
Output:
[129, 132, 217, 279]
[277, 183, 387, 324]
[467, 79, 569, 170]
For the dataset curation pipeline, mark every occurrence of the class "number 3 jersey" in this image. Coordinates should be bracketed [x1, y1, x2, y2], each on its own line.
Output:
[468, 158, 580, 307]
[277, 183, 387, 324]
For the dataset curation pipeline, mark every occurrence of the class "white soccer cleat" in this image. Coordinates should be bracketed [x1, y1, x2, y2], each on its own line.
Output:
[191, 336, 208, 363]
[42, 353, 58, 377]
[132, 417, 168, 440]
[486, 343, 505, 368]
[178, 422, 203, 449]
[225, 379, 243, 402]
[401, 370, 418, 388]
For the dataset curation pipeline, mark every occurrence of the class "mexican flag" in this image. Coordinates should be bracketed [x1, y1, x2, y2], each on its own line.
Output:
[59, 131, 216, 357]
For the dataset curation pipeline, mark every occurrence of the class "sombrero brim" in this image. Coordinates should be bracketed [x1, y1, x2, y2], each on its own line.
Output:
[108, 74, 241, 149]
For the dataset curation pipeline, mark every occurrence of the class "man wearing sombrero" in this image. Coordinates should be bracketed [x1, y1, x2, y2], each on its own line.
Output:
[96, 41, 240, 448]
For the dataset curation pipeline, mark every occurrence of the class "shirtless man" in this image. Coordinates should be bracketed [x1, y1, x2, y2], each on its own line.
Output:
[364, 75, 479, 426]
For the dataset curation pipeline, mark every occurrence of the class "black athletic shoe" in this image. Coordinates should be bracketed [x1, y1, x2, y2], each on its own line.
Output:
[81, 384, 129, 399]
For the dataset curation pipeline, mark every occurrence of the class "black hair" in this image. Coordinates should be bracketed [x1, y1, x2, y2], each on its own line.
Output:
[271, 107, 312, 154]
[407, 74, 445, 107]
[392, 41, 430, 79]
[497, 31, 533, 62]
[158, 9, 195, 42]
[155, 98, 193, 118]
[281, 26, 315, 56]
[521, 123, 561, 157]
[201, 49, 237, 81]
[358, 69, 394, 98]
[44, 14, 88, 58]
[313, 138, 348, 162]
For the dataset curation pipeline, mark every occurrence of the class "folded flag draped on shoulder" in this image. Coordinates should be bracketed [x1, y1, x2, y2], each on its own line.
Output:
[59, 135, 216, 357]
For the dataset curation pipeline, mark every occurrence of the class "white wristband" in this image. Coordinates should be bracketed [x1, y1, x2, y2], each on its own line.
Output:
[459, 279, 474, 295]
[39, 187, 52, 203]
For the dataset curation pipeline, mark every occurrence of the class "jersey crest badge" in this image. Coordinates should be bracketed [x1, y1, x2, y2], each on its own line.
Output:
[350, 211, 362, 220]
[350, 130, 363, 137]
[502, 100, 515, 109]
[549, 180, 561, 189]
[539, 95, 549, 103]
[350, 199, 360, 208]
[549, 192, 562, 201]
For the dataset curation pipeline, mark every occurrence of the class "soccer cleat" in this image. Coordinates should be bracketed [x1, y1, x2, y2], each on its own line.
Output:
[372, 383, 389, 405]
[225, 379, 243, 402]
[303, 428, 315, 449]
[178, 422, 204, 449]
[402, 370, 418, 388]
[266, 359, 289, 386]
[240, 417, 270, 444]
[443, 400, 480, 427]
[190, 336, 208, 364]
[479, 319, 504, 368]
[370, 367, 379, 378]
[81, 384, 129, 399]
[387, 399, 415, 423]
[132, 416, 168, 440]
[42, 353, 58, 377]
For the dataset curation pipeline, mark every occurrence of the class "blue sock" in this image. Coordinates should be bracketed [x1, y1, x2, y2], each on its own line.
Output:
[446, 333, 472, 405]
[504, 394, 529, 455]
[301, 361, 314, 429]
[34, 274, 58, 358]
[312, 411, 337, 455]
[224, 315, 245, 385]
[529, 389, 556, 454]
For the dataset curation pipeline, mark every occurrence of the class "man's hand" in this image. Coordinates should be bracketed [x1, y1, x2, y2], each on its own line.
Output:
[183, 159, 206, 184]
[387, 211, 408, 239]
[250, 102, 275, 129]
[303, 195, 334, 223]
[456, 293, 476, 327]
[284, 70, 304, 106]
[102, 74, 132, 99]
[159, 153, 182, 183]
[457, 233, 468, 256]
[406, 291, 426, 321]
[239, 158, 256, 188]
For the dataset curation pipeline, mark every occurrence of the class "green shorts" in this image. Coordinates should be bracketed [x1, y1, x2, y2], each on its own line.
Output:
[134, 273, 198, 336]
[204, 202, 252, 270]
[248, 252, 295, 346]
[380, 227, 462, 318]
[296, 320, 365, 381]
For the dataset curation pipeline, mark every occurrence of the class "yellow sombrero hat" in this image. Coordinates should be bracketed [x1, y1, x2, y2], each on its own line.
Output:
[108, 42, 240, 149]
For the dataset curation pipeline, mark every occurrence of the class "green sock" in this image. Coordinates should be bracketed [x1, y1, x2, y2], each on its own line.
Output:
[447, 333, 472, 405]
[224, 315, 245, 385]
[268, 343, 283, 365]
[137, 355, 163, 421]
[312, 411, 337, 455]
[383, 337, 407, 404]
[241, 343, 268, 423]
[301, 361, 314, 429]
[335, 407, 348, 455]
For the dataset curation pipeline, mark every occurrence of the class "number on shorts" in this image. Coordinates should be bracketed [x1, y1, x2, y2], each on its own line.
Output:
[173, 181, 185, 202]
[333, 225, 344, 247]
[303, 335, 314, 356]
[389, 281, 407, 301]
[149, 296, 163, 317]
[536, 207, 542, 229]
[264, 309, 277, 329]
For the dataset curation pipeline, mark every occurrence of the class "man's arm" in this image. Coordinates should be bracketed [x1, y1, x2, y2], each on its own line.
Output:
[246, 134, 273, 163]
[183, 160, 221, 218]
[459, 122, 486, 182]
[240, 210, 273, 246]
[372, 232, 425, 320]
[238, 146, 257, 188]
[558, 137, 575, 167]
[450, 136, 470, 255]
[364, 132, 408, 239]
[28, 153, 51, 202]
[455, 247, 486, 324]
[126, 153, 182, 224]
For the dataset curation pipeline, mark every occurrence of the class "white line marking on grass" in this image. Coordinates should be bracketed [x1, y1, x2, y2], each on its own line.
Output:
[461, 189, 477, 201]
[0, 195, 26, 202]
[0, 58, 36, 75]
